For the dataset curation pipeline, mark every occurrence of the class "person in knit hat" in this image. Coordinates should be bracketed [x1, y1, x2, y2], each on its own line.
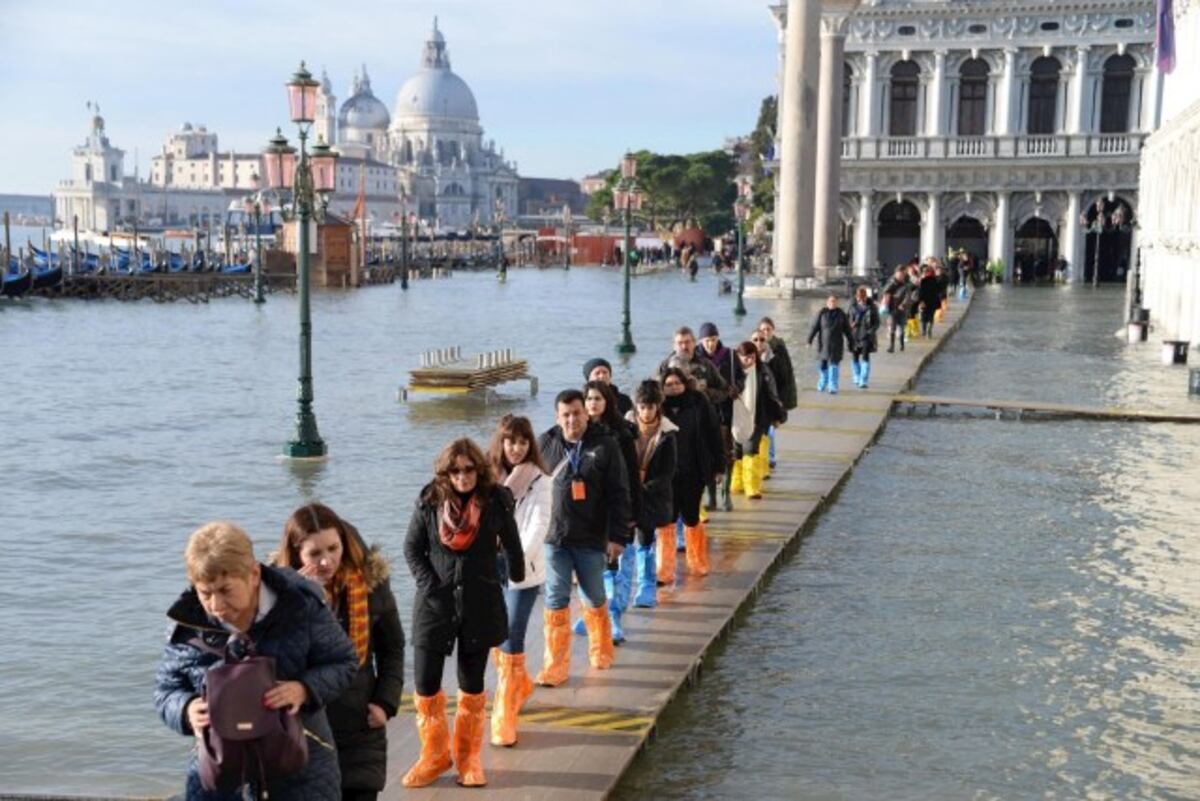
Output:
[582, 357, 632, 415]
[697, 322, 741, 511]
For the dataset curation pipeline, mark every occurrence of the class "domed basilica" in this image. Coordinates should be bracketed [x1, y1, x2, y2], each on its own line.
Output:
[316, 18, 519, 230]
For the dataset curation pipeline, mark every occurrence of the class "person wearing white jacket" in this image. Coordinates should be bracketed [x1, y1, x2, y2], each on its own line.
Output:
[486, 414, 552, 747]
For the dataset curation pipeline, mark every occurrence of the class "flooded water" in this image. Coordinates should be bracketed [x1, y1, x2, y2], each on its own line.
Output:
[0, 267, 820, 796]
[615, 288, 1200, 800]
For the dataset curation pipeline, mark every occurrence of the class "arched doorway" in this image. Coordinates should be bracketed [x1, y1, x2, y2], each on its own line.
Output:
[1014, 218, 1058, 283]
[946, 216, 988, 265]
[1082, 196, 1135, 283]
[877, 200, 921, 269]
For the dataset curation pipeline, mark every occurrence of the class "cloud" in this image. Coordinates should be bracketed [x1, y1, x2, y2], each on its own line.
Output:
[0, 0, 779, 193]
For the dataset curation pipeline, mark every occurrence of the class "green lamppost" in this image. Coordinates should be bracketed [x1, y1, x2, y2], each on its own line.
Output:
[399, 194, 410, 290]
[614, 151, 641, 354]
[733, 175, 752, 317]
[244, 173, 267, 304]
[262, 62, 340, 460]
[562, 204, 572, 270]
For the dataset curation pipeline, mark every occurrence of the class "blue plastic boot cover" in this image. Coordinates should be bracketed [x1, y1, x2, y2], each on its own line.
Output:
[860, 361, 870, 388]
[634, 545, 658, 607]
[829, 364, 840, 394]
[817, 364, 829, 392]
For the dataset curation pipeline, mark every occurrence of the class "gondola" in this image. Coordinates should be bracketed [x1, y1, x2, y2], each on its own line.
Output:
[32, 265, 64, 290]
[221, 262, 252, 274]
[2, 268, 34, 298]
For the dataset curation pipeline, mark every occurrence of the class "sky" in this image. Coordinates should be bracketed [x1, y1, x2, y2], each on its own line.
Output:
[0, 0, 781, 196]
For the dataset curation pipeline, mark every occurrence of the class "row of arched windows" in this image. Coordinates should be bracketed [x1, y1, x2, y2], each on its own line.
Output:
[841, 53, 1137, 137]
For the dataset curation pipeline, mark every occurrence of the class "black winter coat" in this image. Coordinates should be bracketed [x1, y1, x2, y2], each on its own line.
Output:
[848, 300, 880, 354]
[881, 277, 914, 317]
[766, 337, 798, 410]
[734, 365, 784, 457]
[626, 413, 679, 532]
[539, 423, 633, 549]
[918, 274, 942, 309]
[808, 307, 853, 363]
[155, 565, 358, 801]
[598, 419, 642, 539]
[326, 549, 405, 793]
[403, 484, 524, 655]
[661, 389, 722, 487]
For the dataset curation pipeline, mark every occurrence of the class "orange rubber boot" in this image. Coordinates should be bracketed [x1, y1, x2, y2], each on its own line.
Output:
[402, 690, 453, 787]
[655, 525, 676, 586]
[582, 601, 614, 669]
[534, 607, 572, 687]
[490, 650, 534, 747]
[685, 524, 710, 576]
[452, 690, 488, 787]
[698, 521, 711, 573]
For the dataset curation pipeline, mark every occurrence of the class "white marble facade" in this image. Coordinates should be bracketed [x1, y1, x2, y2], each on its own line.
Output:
[1137, 0, 1200, 340]
[772, 0, 1158, 283]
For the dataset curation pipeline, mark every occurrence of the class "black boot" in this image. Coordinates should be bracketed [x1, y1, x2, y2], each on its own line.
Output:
[887, 330, 895, 353]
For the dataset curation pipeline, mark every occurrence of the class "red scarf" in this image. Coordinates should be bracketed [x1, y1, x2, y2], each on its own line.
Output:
[439, 494, 482, 551]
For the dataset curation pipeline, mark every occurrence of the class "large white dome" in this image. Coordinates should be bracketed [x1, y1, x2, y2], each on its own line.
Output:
[339, 66, 390, 130]
[395, 69, 478, 121]
[393, 18, 479, 122]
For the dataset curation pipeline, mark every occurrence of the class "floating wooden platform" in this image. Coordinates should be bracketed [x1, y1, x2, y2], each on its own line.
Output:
[400, 347, 538, 400]
[893, 394, 1200, 423]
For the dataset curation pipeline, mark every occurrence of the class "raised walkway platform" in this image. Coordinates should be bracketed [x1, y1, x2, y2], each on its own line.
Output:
[893, 393, 1200, 423]
[378, 295, 977, 800]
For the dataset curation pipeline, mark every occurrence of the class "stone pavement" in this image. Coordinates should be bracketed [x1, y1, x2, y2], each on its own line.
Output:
[379, 294, 976, 800]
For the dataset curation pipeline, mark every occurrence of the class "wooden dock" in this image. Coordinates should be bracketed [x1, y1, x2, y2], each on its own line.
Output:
[892, 394, 1200, 423]
[37, 273, 296, 303]
[401, 347, 537, 400]
[375, 294, 979, 800]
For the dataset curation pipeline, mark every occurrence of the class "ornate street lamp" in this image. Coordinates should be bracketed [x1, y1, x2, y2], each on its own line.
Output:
[562, 204, 573, 270]
[264, 61, 339, 460]
[613, 152, 641, 354]
[733, 175, 752, 317]
[399, 192, 410, 290]
[1081, 194, 1110, 290]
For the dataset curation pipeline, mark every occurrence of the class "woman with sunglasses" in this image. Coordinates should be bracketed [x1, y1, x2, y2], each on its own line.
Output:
[402, 438, 524, 788]
[730, 342, 785, 500]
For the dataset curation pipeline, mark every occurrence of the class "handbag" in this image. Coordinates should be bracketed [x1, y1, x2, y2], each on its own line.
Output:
[193, 637, 309, 795]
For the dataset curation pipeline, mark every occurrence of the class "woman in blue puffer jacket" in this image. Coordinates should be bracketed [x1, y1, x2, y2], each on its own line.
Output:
[154, 520, 358, 801]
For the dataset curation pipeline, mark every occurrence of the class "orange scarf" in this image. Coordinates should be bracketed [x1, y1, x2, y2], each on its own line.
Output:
[439, 494, 482, 552]
[336, 570, 370, 667]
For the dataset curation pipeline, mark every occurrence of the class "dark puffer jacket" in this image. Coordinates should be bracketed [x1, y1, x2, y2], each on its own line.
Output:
[624, 413, 679, 532]
[326, 548, 405, 794]
[404, 484, 524, 655]
[661, 388, 722, 487]
[154, 565, 358, 801]
[848, 300, 881, 354]
[765, 336, 798, 410]
[807, 307, 854, 363]
[539, 422, 633, 550]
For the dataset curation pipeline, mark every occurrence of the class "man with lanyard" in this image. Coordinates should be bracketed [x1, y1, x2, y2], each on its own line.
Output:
[536, 389, 632, 687]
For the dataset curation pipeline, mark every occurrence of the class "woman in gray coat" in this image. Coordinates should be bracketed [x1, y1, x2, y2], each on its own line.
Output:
[807, 295, 854, 395]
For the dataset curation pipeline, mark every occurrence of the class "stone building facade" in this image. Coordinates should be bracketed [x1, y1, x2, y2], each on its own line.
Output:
[772, 0, 1158, 283]
[1137, 0, 1200, 340]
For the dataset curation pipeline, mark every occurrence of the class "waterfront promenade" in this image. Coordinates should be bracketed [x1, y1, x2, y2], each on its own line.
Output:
[377, 294, 975, 799]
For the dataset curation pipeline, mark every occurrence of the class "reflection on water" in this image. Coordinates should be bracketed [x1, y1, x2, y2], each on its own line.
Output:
[0, 267, 821, 795]
[614, 288, 1200, 801]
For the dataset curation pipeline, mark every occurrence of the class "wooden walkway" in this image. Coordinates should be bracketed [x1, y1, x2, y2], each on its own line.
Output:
[377, 295, 979, 799]
[892, 394, 1200, 423]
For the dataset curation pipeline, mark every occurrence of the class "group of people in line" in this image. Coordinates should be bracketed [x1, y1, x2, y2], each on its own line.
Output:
[152, 273, 964, 799]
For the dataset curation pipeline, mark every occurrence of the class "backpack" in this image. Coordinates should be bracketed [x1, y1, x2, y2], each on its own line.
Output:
[192, 636, 309, 796]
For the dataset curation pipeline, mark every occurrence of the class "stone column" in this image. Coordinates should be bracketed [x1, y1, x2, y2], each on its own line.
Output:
[774, 0, 822, 286]
[859, 50, 878, 136]
[997, 47, 1018, 136]
[927, 49, 947, 136]
[854, 190, 876, 276]
[991, 190, 1013, 282]
[1139, 65, 1162, 131]
[1064, 190, 1084, 283]
[922, 192, 944, 260]
[813, 13, 850, 279]
[1067, 45, 1091, 134]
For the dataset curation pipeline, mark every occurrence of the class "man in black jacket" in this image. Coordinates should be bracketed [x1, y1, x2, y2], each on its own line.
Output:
[534, 389, 631, 686]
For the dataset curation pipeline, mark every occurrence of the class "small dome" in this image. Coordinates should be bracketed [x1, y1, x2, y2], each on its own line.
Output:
[339, 67, 390, 130]
[181, 121, 193, 132]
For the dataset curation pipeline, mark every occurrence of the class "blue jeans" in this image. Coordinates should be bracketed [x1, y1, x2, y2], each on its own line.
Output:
[544, 543, 607, 611]
[500, 585, 540, 654]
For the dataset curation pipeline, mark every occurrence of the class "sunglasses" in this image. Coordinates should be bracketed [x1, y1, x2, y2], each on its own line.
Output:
[448, 465, 477, 476]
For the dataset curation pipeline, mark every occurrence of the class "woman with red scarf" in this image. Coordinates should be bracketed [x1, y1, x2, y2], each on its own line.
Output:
[402, 438, 524, 788]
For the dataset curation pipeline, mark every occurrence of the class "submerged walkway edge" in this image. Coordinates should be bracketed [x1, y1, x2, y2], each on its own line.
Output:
[378, 292, 978, 801]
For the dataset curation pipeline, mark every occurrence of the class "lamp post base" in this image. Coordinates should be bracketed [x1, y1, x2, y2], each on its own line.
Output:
[734, 297, 747, 316]
[616, 337, 637, 355]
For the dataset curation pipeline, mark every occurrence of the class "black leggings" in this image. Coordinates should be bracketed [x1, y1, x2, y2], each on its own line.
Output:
[413, 645, 489, 696]
[672, 478, 703, 526]
[851, 350, 871, 363]
[633, 526, 656, 546]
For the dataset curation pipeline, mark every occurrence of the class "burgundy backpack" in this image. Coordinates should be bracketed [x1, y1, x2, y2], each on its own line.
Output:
[192, 637, 309, 795]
